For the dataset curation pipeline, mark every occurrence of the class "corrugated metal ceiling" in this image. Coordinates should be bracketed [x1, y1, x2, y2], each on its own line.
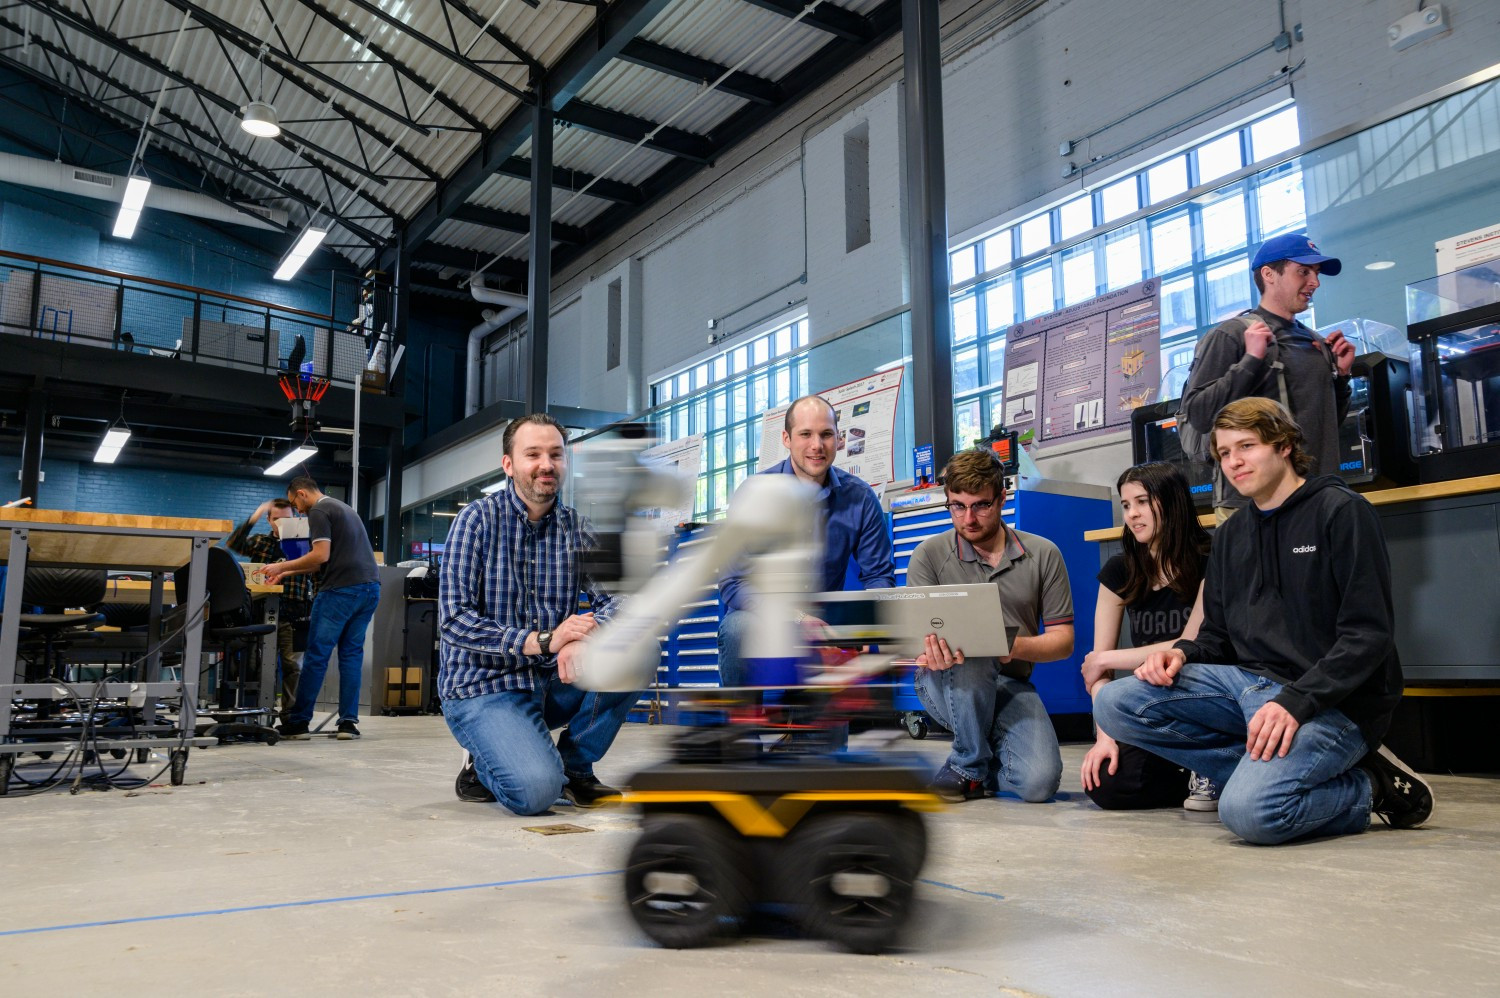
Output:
[0, 0, 903, 280]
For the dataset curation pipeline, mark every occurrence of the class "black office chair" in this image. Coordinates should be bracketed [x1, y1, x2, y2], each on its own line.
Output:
[173, 548, 278, 744]
[283, 334, 306, 373]
[6, 568, 109, 683]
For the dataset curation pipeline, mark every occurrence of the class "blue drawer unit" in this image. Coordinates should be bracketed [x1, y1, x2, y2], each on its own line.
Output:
[630, 525, 723, 724]
[886, 479, 1113, 716]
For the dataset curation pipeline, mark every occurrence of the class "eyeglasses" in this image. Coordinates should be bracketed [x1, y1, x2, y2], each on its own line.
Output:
[944, 500, 996, 516]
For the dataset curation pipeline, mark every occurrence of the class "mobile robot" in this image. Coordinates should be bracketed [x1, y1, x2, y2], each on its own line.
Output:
[573, 468, 940, 952]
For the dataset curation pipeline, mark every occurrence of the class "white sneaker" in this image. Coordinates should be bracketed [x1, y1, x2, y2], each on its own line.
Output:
[1184, 772, 1222, 812]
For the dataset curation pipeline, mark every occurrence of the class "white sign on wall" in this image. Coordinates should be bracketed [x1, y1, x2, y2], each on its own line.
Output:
[756, 368, 904, 487]
[1436, 222, 1500, 275]
[639, 434, 703, 526]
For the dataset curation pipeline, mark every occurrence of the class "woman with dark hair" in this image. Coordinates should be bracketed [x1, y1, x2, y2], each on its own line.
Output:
[1081, 462, 1215, 810]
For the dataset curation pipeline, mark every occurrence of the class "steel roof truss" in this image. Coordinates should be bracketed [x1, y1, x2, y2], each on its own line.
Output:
[619, 38, 780, 106]
[558, 99, 714, 163]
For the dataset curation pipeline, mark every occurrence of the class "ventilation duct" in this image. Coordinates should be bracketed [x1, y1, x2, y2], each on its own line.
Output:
[0, 151, 285, 231]
[467, 273, 529, 417]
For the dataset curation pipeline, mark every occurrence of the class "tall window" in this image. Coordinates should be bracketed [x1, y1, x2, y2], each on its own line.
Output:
[946, 105, 1303, 431]
[650, 316, 810, 520]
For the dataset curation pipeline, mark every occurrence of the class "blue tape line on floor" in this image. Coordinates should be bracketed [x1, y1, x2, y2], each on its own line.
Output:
[0, 870, 622, 937]
[4, 871, 1003, 937]
[920, 878, 1006, 901]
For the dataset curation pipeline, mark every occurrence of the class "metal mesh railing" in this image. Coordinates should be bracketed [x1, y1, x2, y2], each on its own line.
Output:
[0, 250, 391, 392]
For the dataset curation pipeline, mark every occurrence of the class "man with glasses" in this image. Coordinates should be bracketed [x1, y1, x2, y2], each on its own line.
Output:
[716, 394, 895, 687]
[907, 448, 1073, 803]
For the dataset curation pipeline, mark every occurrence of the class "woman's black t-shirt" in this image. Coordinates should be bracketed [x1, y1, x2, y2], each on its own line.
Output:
[1097, 554, 1194, 647]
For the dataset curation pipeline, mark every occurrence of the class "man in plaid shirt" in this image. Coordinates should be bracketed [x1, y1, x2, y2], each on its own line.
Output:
[226, 498, 315, 722]
[438, 413, 635, 814]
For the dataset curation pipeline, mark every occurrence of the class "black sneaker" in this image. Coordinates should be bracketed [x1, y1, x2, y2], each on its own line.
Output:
[931, 763, 985, 803]
[455, 757, 497, 803]
[335, 720, 360, 740]
[276, 721, 310, 740]
[1362, 744, 1434, 829]
[562, 773, 622, 808]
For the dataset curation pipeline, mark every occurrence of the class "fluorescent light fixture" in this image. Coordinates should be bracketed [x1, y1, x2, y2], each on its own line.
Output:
[112, 176, 152, 239]
[479, 480, 506, 494]
[264, 444, 318, 477]
[273, 226, 328, 281]
[93, 426, 132, 464]
[874, 355, 912, 373]
[432, 511, 459, 517]
[1365, 260, 1396, 271]
[240, 100, 282, 138]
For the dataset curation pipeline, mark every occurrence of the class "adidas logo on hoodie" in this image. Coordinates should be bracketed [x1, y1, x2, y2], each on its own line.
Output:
[1292, 544, 1317, 554]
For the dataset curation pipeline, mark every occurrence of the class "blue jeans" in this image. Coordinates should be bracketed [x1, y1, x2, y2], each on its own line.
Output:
[1093, 663, 1374, 845]
[287, 581, 381, 726]
[716, 608, 752, 687]
[915, 663, 1062, 802]
[442, 676, 637, 816]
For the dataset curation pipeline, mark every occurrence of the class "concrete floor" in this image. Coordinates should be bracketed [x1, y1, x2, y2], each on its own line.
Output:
[2, 715, 1497, 997]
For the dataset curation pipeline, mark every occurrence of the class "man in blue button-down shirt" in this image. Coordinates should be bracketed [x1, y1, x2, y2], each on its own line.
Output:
[717, 395, 896, 685]
[438, 413, 636, 814]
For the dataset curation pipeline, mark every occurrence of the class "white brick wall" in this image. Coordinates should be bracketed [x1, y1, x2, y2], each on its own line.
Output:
[805, 87, 909, 338]
[1296, 0, 1500, 139]
[638, 163, 805, 382]
[943, 0, 1288, 237]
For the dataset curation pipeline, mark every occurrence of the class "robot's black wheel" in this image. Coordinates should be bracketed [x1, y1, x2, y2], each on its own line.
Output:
[109, 748, 127, 760]
[787, 811, 922, 954]
[624, 812, 754, 949]
[902, 712, 929, 740]
[134, 748, 151, 764]
[0, 753, 12, 796]
[169, 748, 188, 786]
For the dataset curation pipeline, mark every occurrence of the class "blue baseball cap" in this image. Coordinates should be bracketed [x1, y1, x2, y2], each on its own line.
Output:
[1251, 232, 1341, 276]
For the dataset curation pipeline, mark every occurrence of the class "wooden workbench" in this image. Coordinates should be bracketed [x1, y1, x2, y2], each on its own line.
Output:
[0, 507, 232, 570]
[0, 507, 232, 782]
[1082, 474, 1500, 542]
[100, 578, 283, 603]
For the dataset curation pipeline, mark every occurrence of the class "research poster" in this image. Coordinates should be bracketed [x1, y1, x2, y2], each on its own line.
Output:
[757, 368, 904, 487]
[639, 433, 703, 526]
[1000, 278, 1161, 447]
[1436, 222, 1500, 275]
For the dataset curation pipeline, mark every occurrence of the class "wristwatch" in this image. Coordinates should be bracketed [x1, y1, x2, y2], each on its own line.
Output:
[537, 629, 553, 656]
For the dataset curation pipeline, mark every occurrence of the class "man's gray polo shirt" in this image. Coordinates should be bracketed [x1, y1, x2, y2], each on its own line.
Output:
[905, 525, 1073, 679]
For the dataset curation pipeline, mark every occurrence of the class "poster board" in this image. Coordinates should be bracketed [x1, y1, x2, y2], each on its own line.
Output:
[757, 368, 904, 487]
[1436, 222, 1500, 276]
[639, 434, 704, 526]
[1000, 278, 1161, 448]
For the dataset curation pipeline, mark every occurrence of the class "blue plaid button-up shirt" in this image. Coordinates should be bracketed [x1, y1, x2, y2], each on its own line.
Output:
[437, 485, 619, 700]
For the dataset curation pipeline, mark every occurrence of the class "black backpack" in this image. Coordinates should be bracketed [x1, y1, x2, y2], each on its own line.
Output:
[1176, 312, 1332, 462]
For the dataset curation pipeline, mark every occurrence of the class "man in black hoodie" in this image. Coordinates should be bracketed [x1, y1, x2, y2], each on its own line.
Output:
[1093, 398, 1432, 844]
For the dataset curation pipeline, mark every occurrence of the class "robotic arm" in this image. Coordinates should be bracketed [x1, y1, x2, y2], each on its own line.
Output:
[571, 474, 820, 692]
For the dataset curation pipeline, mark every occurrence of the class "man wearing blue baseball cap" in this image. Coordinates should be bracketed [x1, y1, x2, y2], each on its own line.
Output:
[1179, 231, 1356, 518]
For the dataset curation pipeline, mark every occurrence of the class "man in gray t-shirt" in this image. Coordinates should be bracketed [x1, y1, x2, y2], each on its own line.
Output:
[266, 476, 381, 740]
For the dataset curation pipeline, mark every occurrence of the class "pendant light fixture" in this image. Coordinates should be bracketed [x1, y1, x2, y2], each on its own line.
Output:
[94, 392, 133, 464]
[241, 46, 281, 139]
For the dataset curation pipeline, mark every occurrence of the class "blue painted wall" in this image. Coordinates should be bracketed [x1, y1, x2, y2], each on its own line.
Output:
[0, 454, 283, 524]
[0, 186, 334, 318]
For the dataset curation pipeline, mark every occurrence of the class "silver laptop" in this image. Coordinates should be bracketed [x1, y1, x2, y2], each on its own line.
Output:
[814, 583, 1015, 657]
